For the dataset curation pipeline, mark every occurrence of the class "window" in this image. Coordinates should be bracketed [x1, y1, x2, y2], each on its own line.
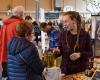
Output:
[87, 0, 100, 13]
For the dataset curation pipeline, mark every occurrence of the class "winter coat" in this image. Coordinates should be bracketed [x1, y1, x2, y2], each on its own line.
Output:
[8, 37, 45, 80]
[47, 28, 60, 48]
[0, 16, 23, 62]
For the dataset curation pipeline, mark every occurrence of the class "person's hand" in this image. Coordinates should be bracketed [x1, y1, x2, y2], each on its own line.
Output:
[70, 52, 81, 61]
[52, 48, 60, 54]
[38, 41, 42, 48]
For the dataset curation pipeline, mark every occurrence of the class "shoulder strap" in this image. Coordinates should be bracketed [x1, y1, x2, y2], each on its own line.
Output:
[15, 44, 32, 66]
[16, 48, 45, 80]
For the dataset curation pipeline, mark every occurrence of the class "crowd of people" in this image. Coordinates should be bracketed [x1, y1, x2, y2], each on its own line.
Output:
[0, 6, 93, 80]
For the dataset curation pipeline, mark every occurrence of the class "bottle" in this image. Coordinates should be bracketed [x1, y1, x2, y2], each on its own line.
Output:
[43, 47, 48, 67]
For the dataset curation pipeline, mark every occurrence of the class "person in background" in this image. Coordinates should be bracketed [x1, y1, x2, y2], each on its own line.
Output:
[0, 18, 3, 80]
[0, 18, 3, 29]
[55, 11, 93, 78]
[58, 22, 64, 32]
[81, 17, 86, 31]
[33, 21, 41, 45]
[41, 22, 60, 52]
[25, 15, 33, 22]
[0, 6, 24, 79]
[7, 20, 45, 80]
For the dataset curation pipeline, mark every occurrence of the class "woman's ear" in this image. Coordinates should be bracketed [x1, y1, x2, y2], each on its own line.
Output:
[25, 33, 28, 37]
[25, 33, 29, 39]
[73, 18, 77, 24]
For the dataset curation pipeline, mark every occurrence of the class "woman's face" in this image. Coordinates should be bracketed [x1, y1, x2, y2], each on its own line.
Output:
[26, 31, 34, 43]
[29, 31, 34, 43]
[62, 15, 77, 31]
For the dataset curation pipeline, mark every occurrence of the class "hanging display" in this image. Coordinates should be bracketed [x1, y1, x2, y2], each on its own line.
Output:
[95, 21, 100, 57]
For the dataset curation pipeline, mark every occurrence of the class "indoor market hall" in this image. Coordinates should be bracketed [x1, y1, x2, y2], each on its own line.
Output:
[0, 0, 100, 80]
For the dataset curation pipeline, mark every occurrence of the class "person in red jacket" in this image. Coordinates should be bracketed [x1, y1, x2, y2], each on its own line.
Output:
[0, 6, 25, 79]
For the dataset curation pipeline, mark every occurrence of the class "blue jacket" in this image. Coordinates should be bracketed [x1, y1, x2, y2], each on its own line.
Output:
[7, 37, 45, 80]
[47, 29, 59, 48]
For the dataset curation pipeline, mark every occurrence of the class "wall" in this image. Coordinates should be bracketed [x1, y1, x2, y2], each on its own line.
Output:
[25, 0, 35, 11]
[12, 0, 25, 9]
[40, 0, 52, 11]
[0, 0, 87, 12]
[76, 0, 87, 12]
[0, 0, 10, 11]
[63, 0, 87, 12]
[0, 0, 89, 19]
[0, 0, 53, 11]
[63, 0, 76, 10]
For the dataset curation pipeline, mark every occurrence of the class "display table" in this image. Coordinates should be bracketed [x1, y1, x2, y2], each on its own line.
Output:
[43, 67, 92, 80]
[60, 72, 91, 80]
[43, 67, 61, 80]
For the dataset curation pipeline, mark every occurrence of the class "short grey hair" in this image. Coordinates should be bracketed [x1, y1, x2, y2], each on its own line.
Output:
[12, 6, 25, 17]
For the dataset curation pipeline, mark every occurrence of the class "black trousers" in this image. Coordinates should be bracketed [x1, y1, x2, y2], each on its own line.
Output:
[2, 62, 7, 77]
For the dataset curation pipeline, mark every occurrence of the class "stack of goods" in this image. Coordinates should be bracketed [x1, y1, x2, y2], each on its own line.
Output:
[61, 72, 85, 80]
[94, 58, 100, 69]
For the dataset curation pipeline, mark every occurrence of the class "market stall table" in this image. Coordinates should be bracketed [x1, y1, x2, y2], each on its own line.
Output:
[43, 67, 91, 80]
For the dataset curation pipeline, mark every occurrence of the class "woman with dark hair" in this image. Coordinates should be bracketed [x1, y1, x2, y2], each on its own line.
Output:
[7, 21, 45, 80]
[55, 11, 93, 77]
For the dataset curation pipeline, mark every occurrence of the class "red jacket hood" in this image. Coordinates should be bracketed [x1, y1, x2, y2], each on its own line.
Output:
[0, 16, 23, 62]
[3, 17, 23, 25]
